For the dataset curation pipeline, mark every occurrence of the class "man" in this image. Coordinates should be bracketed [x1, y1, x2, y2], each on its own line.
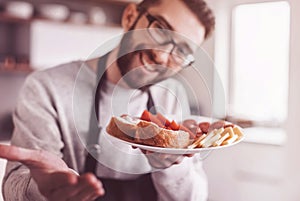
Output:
[0, 0, 215, 200]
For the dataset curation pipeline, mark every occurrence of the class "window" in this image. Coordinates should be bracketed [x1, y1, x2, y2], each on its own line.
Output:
[230, 2, 290, 127]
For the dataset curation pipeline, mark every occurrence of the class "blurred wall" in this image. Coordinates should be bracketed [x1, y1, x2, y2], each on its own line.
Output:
[203, 1, 300, 201]
[30, 21, 122, 69]
[285, 0, 300, 199]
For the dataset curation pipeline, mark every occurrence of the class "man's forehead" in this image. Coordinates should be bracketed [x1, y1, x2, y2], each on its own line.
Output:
[146, 0, 205, 46]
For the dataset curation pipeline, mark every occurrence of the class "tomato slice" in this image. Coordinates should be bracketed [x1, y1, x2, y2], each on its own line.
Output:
[140, 110, 164, 128]
[141, 110, 151, 121]
[156, 113, 171, 127]
[169, 120, 180, 130]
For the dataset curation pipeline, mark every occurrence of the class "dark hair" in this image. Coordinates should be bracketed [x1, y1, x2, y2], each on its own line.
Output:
[138, 0, 215, 39]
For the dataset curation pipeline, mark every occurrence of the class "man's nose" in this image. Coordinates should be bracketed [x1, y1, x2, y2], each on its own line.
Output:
[151, 46, 173, 65]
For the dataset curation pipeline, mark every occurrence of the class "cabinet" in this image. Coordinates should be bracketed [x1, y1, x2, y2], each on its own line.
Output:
[0, 14, 31, 72]
[0, 0, 127, 71]
[30, 20, 122, 69]
[0, 1, 125, 140]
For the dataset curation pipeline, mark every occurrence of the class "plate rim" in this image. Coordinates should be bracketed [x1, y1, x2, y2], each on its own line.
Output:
[105, 132, 244, 154]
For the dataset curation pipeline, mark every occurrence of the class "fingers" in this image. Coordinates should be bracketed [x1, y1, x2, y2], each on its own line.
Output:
[67, 182, 103, 201]
[173, 157, 184, 164]
[38, 171, 78, 197]
[143, 151, 194, 169]
[184, 153, 195, 157]
[44, 173, 104, 201]
[145, 152, 183, 169]
[144, 150, 153, 154]
[66, 173, 104, 201]
[48, 172, 78, 191]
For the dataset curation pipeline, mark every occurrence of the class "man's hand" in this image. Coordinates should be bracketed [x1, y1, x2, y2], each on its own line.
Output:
[0, 144, 105, 201]
[137, 147, 194, 169]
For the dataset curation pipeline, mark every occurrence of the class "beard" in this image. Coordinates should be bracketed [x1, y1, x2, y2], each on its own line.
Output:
[116, 31, 178, 90]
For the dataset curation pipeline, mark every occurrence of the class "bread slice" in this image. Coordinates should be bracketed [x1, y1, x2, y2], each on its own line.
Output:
[135, 120, 190, 148]
[106, 116, 190, 148]
[106, 116, 139, 143]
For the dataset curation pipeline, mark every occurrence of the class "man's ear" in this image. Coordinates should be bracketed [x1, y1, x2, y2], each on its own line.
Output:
[121, 3, 139, 31]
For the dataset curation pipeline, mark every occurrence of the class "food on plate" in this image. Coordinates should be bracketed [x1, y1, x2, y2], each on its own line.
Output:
[198, 122, 210, 133]
[106, 110, 244, 149]
[106, 112, 190, 148]
[135, 121, 190, 148]
[105, 115, 138, 143]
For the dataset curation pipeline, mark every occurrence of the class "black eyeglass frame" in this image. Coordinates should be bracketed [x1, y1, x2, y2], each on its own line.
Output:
[137, 7, 196, 68]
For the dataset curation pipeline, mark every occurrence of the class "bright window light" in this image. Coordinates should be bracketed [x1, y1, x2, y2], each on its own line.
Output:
[230, 1, 290, 123]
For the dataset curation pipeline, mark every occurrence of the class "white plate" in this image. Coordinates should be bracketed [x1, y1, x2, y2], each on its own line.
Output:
[104, 115, 245, 155]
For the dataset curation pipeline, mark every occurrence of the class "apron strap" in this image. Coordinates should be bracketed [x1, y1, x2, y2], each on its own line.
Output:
[84, 54, 108, 174]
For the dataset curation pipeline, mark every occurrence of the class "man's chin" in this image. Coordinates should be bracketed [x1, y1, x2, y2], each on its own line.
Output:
[116, 52, 173, 90]
[121, 73, 170, 91]
[121, 76, 153, 90]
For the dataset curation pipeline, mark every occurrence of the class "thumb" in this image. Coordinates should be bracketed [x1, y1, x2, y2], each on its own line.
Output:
[0, 144, 68, 172]
[0, 144, 35, 162]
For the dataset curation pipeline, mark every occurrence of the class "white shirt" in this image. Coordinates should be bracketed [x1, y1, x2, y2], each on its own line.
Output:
[96, 79, 191, 178]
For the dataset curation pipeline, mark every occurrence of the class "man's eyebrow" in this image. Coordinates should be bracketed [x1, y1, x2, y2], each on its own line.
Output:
[152, 14, 175, 31]
[150, 13, 198, 52]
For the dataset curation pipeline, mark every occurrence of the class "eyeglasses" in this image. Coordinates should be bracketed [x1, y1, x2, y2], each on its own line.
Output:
[142, 10, 195, 68]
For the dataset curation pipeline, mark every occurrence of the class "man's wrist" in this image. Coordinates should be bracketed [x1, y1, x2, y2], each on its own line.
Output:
[151, 157, 190, 178]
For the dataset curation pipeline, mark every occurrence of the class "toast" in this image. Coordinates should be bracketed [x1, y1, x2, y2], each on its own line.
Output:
[106, 115, 190, 148]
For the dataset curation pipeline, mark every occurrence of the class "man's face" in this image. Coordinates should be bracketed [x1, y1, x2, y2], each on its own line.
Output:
[116, 0, 206, 89]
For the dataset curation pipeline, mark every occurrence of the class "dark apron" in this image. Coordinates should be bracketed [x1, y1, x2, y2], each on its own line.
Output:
[84, 54, 158, 201]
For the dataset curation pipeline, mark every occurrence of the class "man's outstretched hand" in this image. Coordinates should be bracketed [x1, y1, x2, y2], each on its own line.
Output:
[0, 144, 105, 201]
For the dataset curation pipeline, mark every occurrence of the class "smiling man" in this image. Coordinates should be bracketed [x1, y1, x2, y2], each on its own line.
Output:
[107, 0, 207, 89]
[0, 0, 215, 201]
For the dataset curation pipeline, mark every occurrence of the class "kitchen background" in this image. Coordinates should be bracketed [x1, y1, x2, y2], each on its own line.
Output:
[0, 0, 299, 200]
